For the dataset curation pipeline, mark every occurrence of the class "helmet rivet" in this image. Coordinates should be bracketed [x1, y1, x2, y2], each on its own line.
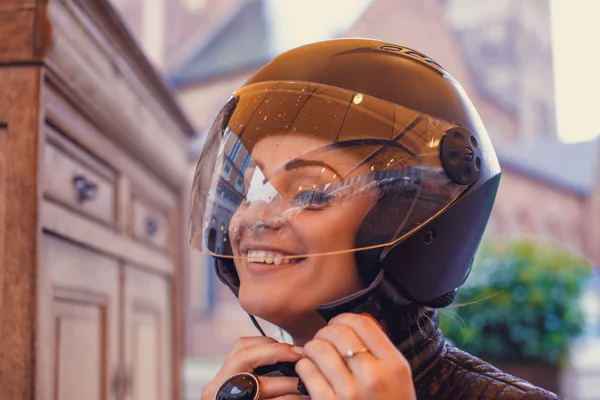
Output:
[353, 93, 363, 104]
[424, 229, 436, 245]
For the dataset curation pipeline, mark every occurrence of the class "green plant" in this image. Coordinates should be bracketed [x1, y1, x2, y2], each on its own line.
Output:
[439, 238, 593, 368]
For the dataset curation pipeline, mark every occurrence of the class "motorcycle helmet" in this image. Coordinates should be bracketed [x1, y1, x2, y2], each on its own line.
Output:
[189, 38, 501, 313]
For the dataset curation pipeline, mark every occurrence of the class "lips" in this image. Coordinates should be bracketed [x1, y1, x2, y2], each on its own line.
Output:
[239, 239, 308, 268]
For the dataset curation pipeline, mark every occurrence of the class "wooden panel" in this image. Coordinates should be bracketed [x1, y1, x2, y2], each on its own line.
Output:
[38, 234, 120, 400]
[0, 123, 7, 314]
[0, 1, 52, 63]
[124, 267, 173, 400]
[45, 0, 191, 188]
[132, 310, 160, 400]
[41, 200, 173, 275]
[171, 191, 185, 400]
[59, 0, 193, 140]
[130, 194, 171, 252]
[43, 125, 118, 227]
[43, 85, 177, 208]
[74, 0, 193, 139]
[0, 66, 43, 400]
[54, 301, 103, 400]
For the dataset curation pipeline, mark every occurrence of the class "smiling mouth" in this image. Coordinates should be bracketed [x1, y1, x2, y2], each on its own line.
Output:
[246, 250, 307, 265]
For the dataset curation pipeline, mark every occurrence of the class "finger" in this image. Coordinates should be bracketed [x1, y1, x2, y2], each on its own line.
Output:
[224, 336, 279, 365]
[226, 343, 303, 375]
[257, 376, 300, 398]
[314, 323, 379, 378]
[267, 396, 308, 400]
[226, 336, 279, 361]
[329, 313, 401, 361]
[295, 357, 335, 400]
[315, 323, 373, 359]
[302, 339, 360, 398]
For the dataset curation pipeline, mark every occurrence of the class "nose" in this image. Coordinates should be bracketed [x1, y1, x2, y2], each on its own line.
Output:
[241, 196, 286, 231]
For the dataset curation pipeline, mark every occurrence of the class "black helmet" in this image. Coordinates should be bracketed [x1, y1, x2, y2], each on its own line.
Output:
[190, 38, 501, 310]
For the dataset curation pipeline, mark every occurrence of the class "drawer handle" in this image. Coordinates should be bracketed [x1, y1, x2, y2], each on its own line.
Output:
[145, 217, 159, 237]
[72, 175, 98, 202]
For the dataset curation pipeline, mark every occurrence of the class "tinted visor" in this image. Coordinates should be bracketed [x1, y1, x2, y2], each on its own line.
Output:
[190, 81, 469, 260]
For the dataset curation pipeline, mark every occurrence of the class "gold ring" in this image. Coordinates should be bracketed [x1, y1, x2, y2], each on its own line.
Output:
[343, 346, 370, 362]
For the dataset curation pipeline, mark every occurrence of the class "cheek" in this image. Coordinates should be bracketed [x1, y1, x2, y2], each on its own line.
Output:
[228, 210, 243, 248]
[309, 252, 363, 300]
[295, 199, 373, 250]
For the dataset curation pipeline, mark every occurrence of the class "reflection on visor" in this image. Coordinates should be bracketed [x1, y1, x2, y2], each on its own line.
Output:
[246, 167, 276, 203]
[190, 81, 471, 258]
[243, 165, 423, 210]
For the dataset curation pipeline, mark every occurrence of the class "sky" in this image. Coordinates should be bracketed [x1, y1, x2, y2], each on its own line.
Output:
[266, 0, 600, 144]
[550, 0, 600, 143]
[265, 0, 372, 51]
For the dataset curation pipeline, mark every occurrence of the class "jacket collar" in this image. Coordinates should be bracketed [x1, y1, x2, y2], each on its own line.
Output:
[388, 309, 445, 381]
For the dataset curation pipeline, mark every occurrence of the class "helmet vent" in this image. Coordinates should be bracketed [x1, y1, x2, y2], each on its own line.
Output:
[440, 127, 483, 185]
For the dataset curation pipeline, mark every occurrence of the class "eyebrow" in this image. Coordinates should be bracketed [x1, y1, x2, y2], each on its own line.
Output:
[283, 159, 342, 177]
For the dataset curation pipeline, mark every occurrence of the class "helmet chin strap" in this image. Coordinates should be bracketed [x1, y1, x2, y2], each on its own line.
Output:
[245, 269, 405, 339]
[316, 269, 412, 323]
[217, 257, 452, 339]
[245, 274, 455, 338]
[248, 314, 268, 337]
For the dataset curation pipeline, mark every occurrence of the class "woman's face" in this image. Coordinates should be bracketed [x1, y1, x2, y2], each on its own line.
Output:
[228, 134, 375, 328]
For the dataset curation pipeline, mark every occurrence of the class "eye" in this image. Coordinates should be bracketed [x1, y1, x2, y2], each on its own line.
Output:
[290, 190, 335, 210]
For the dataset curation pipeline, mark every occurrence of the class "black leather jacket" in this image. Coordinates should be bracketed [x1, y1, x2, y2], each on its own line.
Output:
[397, 312, 562, 399]
[216, 259, 562, 399]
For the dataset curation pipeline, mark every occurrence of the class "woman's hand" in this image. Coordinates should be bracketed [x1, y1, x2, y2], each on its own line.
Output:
[295, 313, 417, 400]
[201, 336, 305, 400]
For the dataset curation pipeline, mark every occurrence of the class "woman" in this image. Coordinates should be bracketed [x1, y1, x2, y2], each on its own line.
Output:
[190, 39, 561, 399]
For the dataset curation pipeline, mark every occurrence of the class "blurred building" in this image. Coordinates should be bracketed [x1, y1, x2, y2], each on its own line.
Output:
[110, 0, 248, 71]
[445, 0, 557, 141]
[110, 0, 600, 369]
[490, 139, 600, 265]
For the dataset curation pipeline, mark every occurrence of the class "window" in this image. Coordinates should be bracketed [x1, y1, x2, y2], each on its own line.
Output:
[234, 176, 244, 192]
[240, 152, 252, 174]
[515, 210, 535, 235]
[486, 208, 505, 236]
[220, 161, 233, 180]
[543, 219, 565, 243]
[229, 138, 243, 162]
[536, 101, 554, 137]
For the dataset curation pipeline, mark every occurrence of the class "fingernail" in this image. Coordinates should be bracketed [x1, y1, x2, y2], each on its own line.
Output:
[291, 346, 304, 355]
[361, 313, 383, 329]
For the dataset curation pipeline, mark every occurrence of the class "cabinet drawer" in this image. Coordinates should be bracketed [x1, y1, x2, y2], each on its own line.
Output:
[43, 127, 118, 226]
[130, 194, 171, 251]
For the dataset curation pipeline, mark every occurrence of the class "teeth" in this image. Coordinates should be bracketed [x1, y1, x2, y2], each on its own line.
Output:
[247, 250, 296, 265]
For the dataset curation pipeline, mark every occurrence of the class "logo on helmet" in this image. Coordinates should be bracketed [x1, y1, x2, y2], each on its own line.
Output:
[379, 44, 446, 75]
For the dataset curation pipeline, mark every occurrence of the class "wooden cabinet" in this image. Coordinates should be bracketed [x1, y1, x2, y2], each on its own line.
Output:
[0, 0, 195, 399]
[39, 234, 120, 400]
[124, 267, 173, 400]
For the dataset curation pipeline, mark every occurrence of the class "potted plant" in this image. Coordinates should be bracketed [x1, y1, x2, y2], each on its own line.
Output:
[439, 238, 593, 395]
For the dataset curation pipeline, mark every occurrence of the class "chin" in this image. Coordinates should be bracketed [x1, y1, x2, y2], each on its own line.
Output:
[238, 285, 314, 326]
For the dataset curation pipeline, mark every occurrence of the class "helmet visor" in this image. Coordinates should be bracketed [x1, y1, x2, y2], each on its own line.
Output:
[190, 81, 470, 260]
